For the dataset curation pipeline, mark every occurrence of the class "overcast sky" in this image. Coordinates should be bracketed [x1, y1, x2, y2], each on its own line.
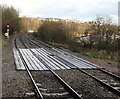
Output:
[0, 0, 119, 24]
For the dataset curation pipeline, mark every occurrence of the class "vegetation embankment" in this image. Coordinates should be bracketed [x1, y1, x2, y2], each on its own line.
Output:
[0, 4, 22, 47]
[35, 17, 119, 62]
[1, 39, 8, 48]
[1, 4, 21, 36]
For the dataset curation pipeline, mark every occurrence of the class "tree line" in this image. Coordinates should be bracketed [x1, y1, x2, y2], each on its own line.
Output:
[0, 4, 21, 35]
[36, 16, 119, 61]
[80, 16, 118, 52]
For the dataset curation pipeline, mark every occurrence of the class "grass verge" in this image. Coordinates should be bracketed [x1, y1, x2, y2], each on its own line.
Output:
[1, 39, 8, 48]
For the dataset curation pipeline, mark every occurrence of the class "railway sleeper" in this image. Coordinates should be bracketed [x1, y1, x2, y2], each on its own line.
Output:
[108, 83, 120, 87]
[36, 83, 42, 87]
[38, 87, 68, 93]
[42, 92, 69, 96]
[42, 92, 74, 99]
[114, 87, 120, 90]
[100, 80, 108, 82]
[100, 80, 119, 84]
[26, 90, 72, 97]
[39, 88, 47, 92]
[26, 92, 35, 96]
[26, 91, 72, 98]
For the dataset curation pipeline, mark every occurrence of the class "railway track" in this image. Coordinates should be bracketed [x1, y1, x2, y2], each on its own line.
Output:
[25, 34, 120, 97]
[14, 35, 83, 99]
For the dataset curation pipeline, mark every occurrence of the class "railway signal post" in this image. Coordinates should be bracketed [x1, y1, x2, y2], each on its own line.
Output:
[4, 24, 10, 39]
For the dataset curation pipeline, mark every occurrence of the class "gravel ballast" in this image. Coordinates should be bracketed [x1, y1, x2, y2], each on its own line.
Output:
[2, 34, 120, 99]
[2, 37, 35, 98]
[55, 69, 120, 99]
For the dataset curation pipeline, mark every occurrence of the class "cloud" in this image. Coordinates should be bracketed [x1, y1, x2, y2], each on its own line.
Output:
[0, 0, 119, 23]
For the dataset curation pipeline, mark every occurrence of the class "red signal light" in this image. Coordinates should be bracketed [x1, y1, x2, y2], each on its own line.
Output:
[6, 24, 10, 27]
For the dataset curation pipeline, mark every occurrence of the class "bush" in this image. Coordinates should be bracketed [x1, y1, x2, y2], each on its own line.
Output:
[37, 21, 73, 44]
[69, 41, 80, 52]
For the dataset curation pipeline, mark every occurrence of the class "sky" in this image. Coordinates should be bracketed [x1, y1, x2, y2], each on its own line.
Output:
[0, 0, 119, 24]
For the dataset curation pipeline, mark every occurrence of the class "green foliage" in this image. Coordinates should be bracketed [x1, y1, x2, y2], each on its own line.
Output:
[1, 39, 8, 47]
[37, 21, 73, 44]
[1, 5, 21, 35]
[69, 41, 81, 52]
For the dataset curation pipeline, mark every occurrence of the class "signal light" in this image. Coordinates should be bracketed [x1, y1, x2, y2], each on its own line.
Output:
[6, 24, 10, 28]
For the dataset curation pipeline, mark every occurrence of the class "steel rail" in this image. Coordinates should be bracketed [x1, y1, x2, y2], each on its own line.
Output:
[20, 35, 83, 99]
[48, 53, 120, 96]
[52, 47, 120, 79]
[27, 34, 120, 80]
[14, 36, 44, 99]
[32, 51, 83, 99]
[54, 48, 120, 79]
[26, 35, 74, 70]
[99, 69, 120, 80]
[26, 34, 120, 96]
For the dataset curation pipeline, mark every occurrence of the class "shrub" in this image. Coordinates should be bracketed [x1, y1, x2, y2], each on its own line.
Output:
[37, 21, 73, 44]
[69, 41, 80, 52]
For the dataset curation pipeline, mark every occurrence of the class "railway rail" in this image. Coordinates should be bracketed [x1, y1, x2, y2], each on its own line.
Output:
[12, 34, 120, 98]
[26, 34, 120, 97]
[14, 35, 83, 99]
